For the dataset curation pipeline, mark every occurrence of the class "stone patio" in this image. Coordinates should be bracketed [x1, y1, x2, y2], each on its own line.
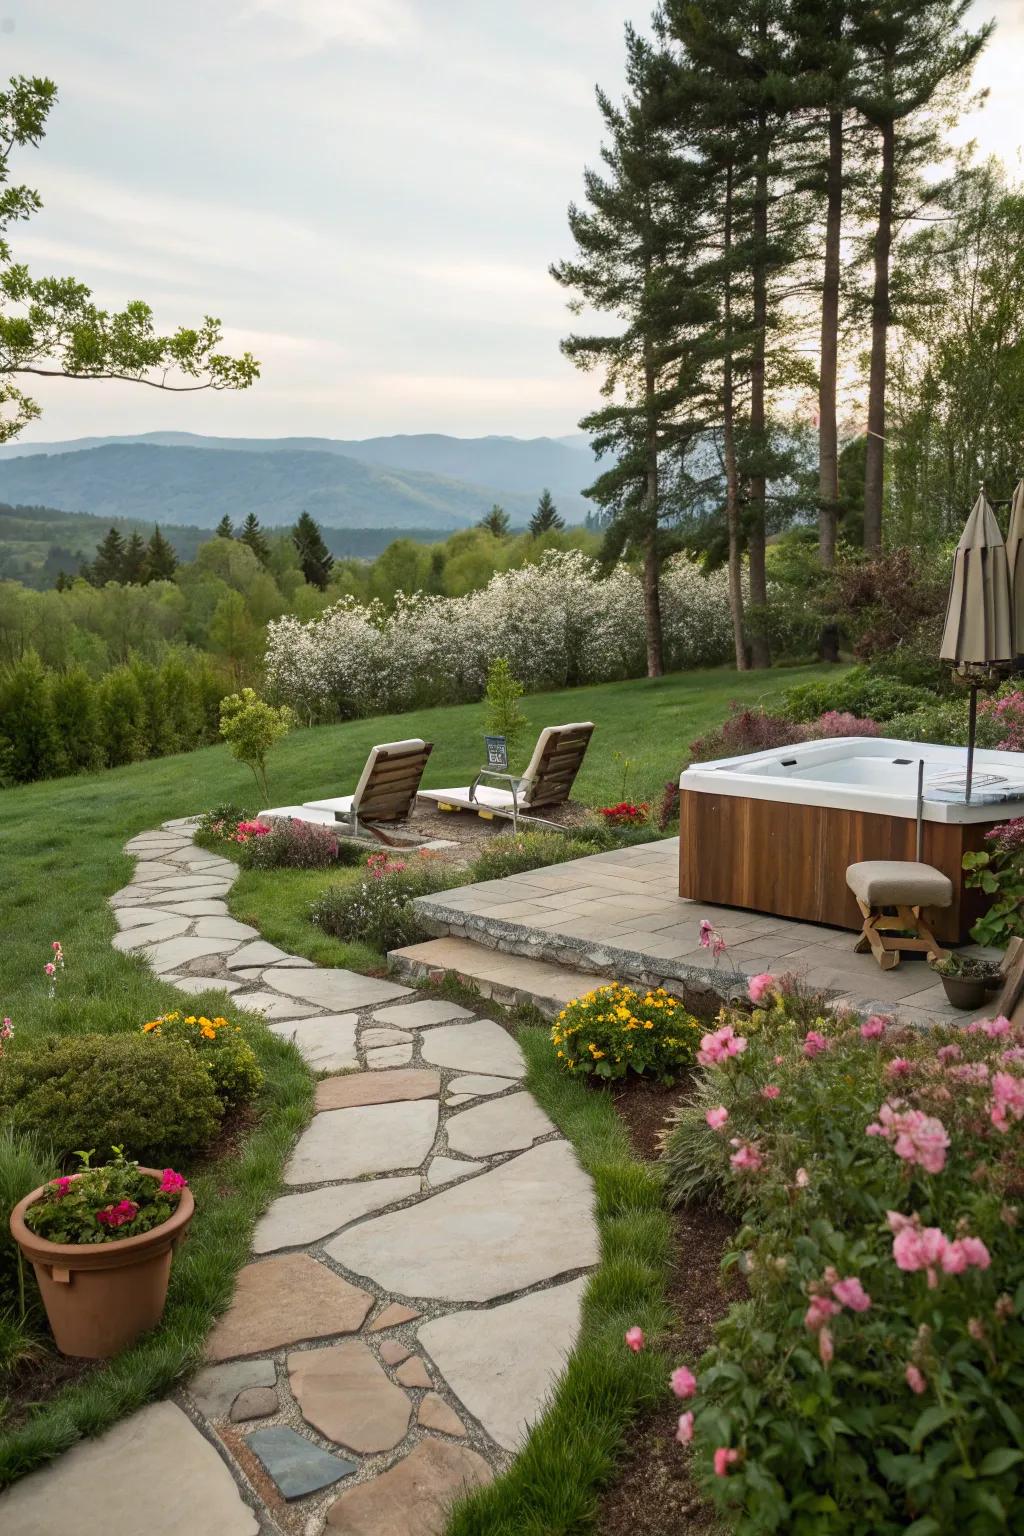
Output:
[0, 818, 600, 1536]
[404, 837, 1000, 1028]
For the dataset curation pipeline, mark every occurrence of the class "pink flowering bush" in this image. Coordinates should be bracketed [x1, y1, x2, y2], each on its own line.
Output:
[24, 1147, 188, 1246]
[964, 820, 1024, 947]
[660, 992, 1024, 1532]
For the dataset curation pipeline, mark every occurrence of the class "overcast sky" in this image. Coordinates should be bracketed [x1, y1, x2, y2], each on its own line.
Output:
[4, 0, 1022, 444]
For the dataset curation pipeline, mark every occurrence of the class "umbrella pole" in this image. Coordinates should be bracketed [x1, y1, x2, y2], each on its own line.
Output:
[965, 685, 978, 804]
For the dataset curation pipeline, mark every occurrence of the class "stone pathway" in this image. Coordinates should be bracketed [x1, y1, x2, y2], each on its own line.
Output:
[0, 820, 599, 1536]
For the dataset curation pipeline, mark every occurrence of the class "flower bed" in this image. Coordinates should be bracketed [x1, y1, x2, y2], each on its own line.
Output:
[551, 983, 701, 1084]
[657, 979, 1024, 1532]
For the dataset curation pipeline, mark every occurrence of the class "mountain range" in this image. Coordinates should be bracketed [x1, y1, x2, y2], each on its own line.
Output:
[0, 432, 597, 531]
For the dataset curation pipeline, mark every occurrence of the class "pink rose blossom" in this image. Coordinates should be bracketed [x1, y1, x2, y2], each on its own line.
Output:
[44, 962, 55, 976]
[773, 1054, 784, 1065]
[625, 1326, 645, 1353]
[886, 1058, 913, 1079]
[713, 1446, 739, 1477]
[803, 1030, 829, 1058]
[905, 1364, 926, 1395]
[866, 1102, 949, 1173]
[705, 1106, 729, 1131]
[761, 1084, 780, 1100]
[832, 1276, 872, 1313]
[675, 1411, 695, 1445]
[747, 973, 776, 1006]
[670, 1366, 697, 1399]
[697, 1024, 747, 1068]
[804, 1295, 840, 1332]
[956, 1236, 990, 1270]
[969, 1015, 1012, 1038]
[729, 1140, 763, 1173]
[1000, 1046, 1024, 1064]
[860, 1015, 887, 1040]
[937, 1043, 962, 1065]
[990, 1071, 1024, 1133]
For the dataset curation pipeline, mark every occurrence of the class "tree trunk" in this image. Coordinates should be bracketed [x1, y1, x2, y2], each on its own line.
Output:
[643, 342, 664, 678]
[863, 112, 895, 556]
[818, 106, 844, 663]
[748, 124, 772, 669]
[819, 107, 843, 566]
[722, 161, 748, 670]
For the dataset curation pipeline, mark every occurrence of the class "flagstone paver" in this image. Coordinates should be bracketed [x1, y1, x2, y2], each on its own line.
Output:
[332, 1141, 598, 1301]
[315, 1068, 440, 1110]
[84, 818, 601, 1535]
[253, 1175, 421, 1253]
[205, 1254, 373, 1361]
[445, 1092, 556, 1157]
[245, 1426, 357, 1500]
[418, 1019, 527, 1078]
[267, 1013, 359, 1068]
[418, 1277, 589, 1451]
[289, 1340, 412, 1452]
[284, 1100, 439, 1184]
[0, 1402, 259, 1536]
[325, 1438, 492, 1535]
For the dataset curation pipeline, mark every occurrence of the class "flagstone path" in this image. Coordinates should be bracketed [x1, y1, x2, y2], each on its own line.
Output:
[0, 820, 599, 1536]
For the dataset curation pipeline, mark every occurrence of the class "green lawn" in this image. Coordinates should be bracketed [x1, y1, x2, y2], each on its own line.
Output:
[0, 661, 835, 1487]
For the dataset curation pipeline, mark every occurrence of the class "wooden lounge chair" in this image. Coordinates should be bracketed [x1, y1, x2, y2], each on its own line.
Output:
[262, 738, 433, 837]
[417, 722, 595, 828]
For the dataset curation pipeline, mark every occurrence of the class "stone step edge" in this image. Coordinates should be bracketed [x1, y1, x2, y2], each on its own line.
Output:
[389, 939, 591, 1020]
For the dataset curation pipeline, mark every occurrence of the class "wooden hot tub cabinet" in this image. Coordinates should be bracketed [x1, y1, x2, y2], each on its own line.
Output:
[677, 789, 994, 944]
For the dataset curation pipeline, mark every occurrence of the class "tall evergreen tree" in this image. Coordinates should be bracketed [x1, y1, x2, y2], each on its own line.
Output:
[215, 514, 234, 539]
[553, 25, 716, 677]
[145, 525, 178, 581]
[292, 510, 334, 589]
[851, 0, 991, 553]
[90, 527, 127, 585]
[529, 489, 565, 535]
[237, 512, 270, 566]
[121, 530, 148, 585]
[478, 504, 511, 537]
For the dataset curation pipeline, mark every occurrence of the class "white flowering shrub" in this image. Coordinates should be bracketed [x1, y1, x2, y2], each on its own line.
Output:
[264, 551, 734, 718]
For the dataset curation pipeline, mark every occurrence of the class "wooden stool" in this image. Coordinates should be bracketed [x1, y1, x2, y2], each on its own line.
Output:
[845, 861, 953, 971]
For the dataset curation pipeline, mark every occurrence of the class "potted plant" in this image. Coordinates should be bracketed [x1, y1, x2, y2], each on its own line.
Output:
[929, 952, 1002, 1010]
[9, 1147, 193, 1359]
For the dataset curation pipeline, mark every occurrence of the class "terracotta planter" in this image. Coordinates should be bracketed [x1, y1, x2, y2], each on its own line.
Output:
[9, 1170, 194, 1359]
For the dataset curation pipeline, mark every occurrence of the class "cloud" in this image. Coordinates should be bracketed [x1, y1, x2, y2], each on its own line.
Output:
[239, 0, 419, 53]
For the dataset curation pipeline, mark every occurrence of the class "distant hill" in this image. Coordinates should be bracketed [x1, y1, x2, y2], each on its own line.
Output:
[0, 441, 594, 532]
[0, 431, 596, 526]
[0, 501, 457, 589]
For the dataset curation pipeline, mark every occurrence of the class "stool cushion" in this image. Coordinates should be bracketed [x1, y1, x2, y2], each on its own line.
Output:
[846, 861, 953, 908]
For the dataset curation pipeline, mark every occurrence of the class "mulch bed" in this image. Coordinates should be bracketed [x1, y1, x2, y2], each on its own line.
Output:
[598, 1073, 744, 1536]
[1, 1347, 97, 1433]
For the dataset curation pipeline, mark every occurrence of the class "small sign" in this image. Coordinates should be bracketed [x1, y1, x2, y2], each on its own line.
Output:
[484, 734, 508, 770]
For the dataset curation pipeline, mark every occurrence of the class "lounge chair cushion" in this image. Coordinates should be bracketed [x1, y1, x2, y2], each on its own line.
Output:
[846, 861, 953, 908]
[519, 722, 595, 807]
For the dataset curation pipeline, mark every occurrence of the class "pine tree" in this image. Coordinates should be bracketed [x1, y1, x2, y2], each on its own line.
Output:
[292, 510, 334, 589]
[121, 530, 148, 585]
[145, 525, 178, 581]
[215, 515, 234, 539]
[238, 512, 270, 566]
[90, 527, 127, 585]
[553, 25, 716, 677]
[0, 651, 62, 781]
[851, 0, 990, 553]
[529, 490, 565, 535]
[97, 667, 148, 766]
[478, 505, 511, 538]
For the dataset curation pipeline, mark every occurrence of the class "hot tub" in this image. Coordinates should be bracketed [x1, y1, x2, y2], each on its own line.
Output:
[677, 737, 1024, 941]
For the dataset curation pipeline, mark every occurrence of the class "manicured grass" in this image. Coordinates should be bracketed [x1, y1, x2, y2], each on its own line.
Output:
[0, 661, 832, 1485]
[228, 865, 383, 971]
[445, 1019, 674, 1536]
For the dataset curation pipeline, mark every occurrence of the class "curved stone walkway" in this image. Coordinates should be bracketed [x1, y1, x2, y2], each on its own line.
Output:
[1, 820, 600, 1536]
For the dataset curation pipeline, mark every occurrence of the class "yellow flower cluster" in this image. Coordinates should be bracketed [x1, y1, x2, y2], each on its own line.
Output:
[550, 982, 700, 1079]
[142, 1011, 233, 1042]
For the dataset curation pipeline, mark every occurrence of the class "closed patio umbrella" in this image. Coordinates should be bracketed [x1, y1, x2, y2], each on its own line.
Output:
[939, 487, 1013, 801]
[1005, 477, 1024, 658]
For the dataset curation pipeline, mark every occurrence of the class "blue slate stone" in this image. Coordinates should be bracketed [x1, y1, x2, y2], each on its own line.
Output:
[245, 1426, 357, 1500]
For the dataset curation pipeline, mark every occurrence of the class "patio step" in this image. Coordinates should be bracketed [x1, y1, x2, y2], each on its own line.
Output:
[389, 937, 594, 1018]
